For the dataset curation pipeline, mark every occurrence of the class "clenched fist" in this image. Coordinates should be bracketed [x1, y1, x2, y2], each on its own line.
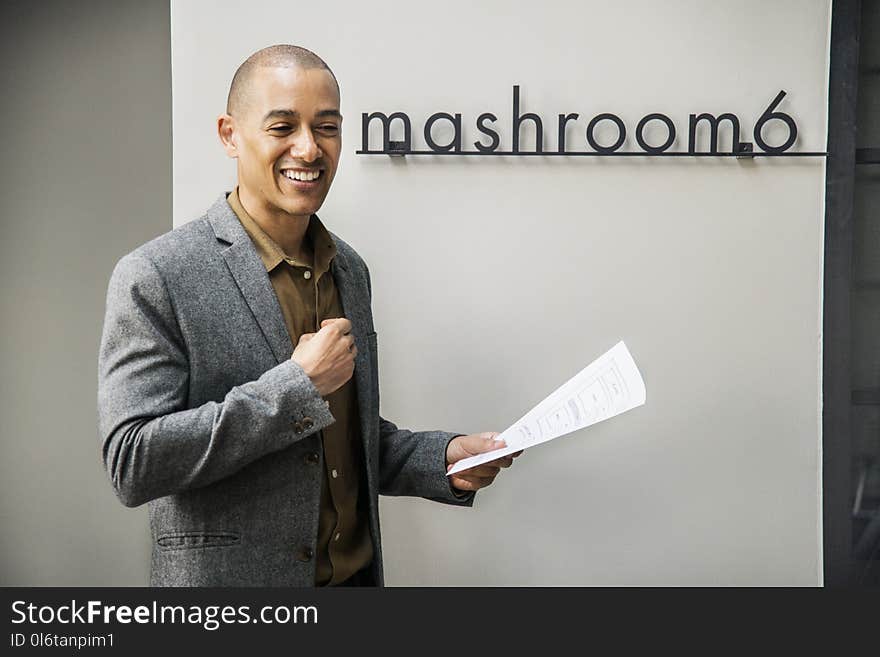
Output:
[292, 318, 357, 397]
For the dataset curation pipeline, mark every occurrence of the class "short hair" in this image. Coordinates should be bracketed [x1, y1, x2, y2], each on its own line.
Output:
[226, 44, 339, 116]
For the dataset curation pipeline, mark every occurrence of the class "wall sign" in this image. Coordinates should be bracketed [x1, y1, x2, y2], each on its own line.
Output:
[358, 87, 826, 158]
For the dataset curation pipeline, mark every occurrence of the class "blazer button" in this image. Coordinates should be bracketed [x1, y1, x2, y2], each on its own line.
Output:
[293, 421, 304, 434]
[296, 547, 314, 562]
[302, 417, 314, 430]
[304, 452, 319, 465]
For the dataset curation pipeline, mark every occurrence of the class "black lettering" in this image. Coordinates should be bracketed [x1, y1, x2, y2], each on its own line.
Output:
[361, 112, 412, 152]
[512, 85, 543, 153]
[688, 113, 741, 154]
[586, 114, 626, 153]
[424, 112, 462, 152]
[474, 113, 500, 152]
[753, 90, 797, 153]
[557, 113, 580, 153]
[636, 113, 676, 153]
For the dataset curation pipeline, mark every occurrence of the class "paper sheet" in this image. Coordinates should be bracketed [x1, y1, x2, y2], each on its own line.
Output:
[447, 341, 646, 476]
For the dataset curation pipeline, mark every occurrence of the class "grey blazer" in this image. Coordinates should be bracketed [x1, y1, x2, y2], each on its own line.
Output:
[97, 193, 473, 587]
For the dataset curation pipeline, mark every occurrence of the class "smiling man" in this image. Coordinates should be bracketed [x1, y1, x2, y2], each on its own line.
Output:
[97, 45, 518, 587]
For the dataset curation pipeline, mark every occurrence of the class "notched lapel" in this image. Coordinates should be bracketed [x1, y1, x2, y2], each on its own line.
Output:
[221, 240, 293, 364]
[207, 194, 293, 365]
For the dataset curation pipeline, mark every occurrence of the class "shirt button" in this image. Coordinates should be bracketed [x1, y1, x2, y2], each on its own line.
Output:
[334, 533, 341, 542]
[293, 421, 304, 434]
[305, 452, 319, 465]
[296, 547, 314, 561]
[302, 417, 314, 430]
[303, 270, 312, 280]
[331, 469, 338, 479]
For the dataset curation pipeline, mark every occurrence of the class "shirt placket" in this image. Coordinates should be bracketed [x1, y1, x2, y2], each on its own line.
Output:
[312, 266, 349, 582]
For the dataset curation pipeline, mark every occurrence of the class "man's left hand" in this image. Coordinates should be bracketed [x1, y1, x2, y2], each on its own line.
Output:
[445, 432, 523, 492]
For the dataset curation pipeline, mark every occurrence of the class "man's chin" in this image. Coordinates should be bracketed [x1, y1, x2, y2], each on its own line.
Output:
[283, 203, 323, 218]
[274, 195, 325, 218]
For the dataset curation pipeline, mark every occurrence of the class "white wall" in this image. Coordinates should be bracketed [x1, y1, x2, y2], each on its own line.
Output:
[172, 0, 830, 585]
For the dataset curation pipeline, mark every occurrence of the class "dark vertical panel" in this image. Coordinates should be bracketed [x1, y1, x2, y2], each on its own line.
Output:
[823, 0, 861, 587]
[0, 0, 170, 584]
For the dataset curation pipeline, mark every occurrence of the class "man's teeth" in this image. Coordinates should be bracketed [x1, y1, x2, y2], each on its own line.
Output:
[282, 170, 321, 182]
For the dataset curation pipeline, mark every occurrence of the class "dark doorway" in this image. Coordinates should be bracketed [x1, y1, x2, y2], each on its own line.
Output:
[824, 0, 880, 587]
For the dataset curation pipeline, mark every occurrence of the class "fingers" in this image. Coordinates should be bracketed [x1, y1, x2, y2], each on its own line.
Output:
[449, 453, 514, 478]
[337, 333, 356, 360]
[292, 318, 361, 396]
[319, 317, 352, 335]
[445, 453, 516, 478]
[449, 473, 498, 491]
[313, 320, 357, 361]
[483, 452, 521, 469]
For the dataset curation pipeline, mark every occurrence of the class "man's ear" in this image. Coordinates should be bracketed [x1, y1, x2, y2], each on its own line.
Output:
[217, 114, 238, 158]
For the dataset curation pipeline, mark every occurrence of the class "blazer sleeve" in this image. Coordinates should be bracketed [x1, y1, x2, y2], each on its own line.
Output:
[376, 418, 475, 507]
[97, 252, 334, 508]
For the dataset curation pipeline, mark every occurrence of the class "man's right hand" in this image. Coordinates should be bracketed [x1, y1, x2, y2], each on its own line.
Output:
[291, 318, 357, 397]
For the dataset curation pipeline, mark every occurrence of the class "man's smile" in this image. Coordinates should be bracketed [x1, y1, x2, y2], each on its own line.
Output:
[280, 167, 323, 182]
[279, 167, 325, 191]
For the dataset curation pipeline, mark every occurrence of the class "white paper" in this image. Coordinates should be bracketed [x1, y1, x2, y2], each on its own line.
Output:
[447, 341, 646, 476]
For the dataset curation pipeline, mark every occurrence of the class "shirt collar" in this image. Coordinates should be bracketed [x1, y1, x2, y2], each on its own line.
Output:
[226, 187, 337, 276]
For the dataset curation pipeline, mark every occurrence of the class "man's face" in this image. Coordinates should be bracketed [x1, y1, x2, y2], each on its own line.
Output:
[223, 66, 342, 220]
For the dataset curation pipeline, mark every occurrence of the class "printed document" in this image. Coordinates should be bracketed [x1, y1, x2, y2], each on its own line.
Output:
[447, 341, 646, 476]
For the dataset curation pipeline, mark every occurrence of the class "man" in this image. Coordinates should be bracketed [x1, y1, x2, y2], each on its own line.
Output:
[97, 44, 519, 587]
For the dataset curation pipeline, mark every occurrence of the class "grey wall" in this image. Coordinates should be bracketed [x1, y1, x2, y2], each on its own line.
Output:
[0, 0, 170, 585]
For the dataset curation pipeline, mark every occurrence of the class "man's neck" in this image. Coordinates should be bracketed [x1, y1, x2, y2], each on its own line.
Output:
[237, 186, 312, 264]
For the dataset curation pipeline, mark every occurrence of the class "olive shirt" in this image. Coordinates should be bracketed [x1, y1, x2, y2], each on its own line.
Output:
[227, 189, 373, 586]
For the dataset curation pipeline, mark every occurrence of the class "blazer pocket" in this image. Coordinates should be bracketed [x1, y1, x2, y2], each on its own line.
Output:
[156, 531, 241, 551]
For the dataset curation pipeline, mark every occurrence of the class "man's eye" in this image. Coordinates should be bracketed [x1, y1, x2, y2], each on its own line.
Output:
[268, 125, 292, 133]
[318, 125, 339, 133]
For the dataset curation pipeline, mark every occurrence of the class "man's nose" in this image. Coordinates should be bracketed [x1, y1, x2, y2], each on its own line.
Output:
[291, 129, 321, 162]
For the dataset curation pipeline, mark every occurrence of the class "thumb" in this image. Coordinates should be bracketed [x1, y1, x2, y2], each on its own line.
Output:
[321, 318, 342, 328]
[298, 332, 316, 343]
[478, 431, 504, 452]
[461, 432, 505, 456]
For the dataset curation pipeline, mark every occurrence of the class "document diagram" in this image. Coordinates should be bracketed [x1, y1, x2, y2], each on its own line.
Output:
[447, 341, 646, 476]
